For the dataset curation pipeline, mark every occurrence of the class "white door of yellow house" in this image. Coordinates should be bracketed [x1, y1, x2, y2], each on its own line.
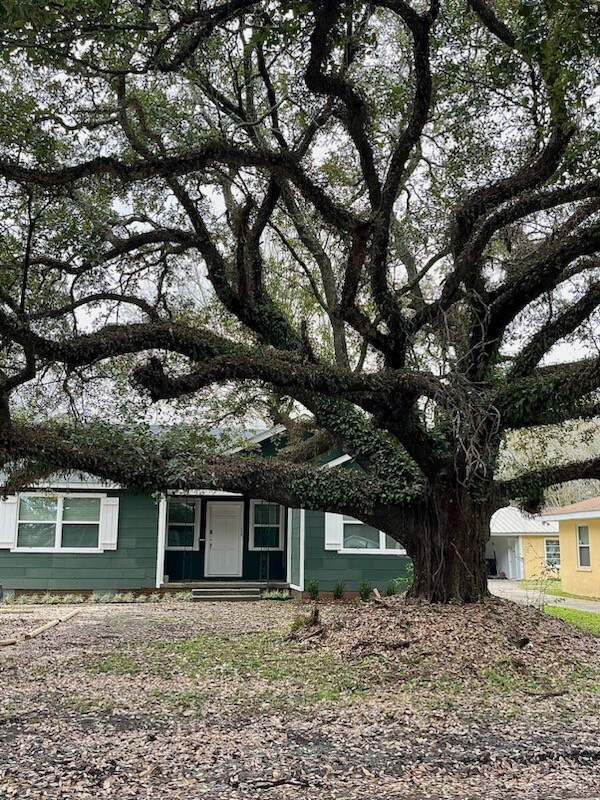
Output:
[205, 502, 244, 577]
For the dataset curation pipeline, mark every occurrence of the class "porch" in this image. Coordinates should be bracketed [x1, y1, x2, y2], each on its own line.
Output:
[157, 493, 289, 586]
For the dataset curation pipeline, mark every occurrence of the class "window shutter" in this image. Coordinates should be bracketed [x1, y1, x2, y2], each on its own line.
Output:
[0, 495, 18, 549]
[99, 497, 119, 550]
[324, 513, 343, 551]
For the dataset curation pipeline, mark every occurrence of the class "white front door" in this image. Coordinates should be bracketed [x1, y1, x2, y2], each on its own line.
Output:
[205, 502, 244, 577]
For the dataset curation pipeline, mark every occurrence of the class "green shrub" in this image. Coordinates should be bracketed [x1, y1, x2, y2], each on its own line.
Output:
[359, 580, 373, 602]
[332, 579, 345, 600]
[386, 578, 403, 597]
[306, 577, 319, 600]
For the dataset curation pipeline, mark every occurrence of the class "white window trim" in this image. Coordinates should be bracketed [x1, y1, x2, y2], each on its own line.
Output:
[544, 537, 560, 569]
[249, 500, 284, 551]
[165, 498, 201, 551]
[12, 492, 106, 554]
[341, 516, 407, 555]
[577, 525, 591, 570]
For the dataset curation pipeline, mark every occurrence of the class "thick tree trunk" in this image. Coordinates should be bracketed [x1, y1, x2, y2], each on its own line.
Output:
[404, 481, 493, 603]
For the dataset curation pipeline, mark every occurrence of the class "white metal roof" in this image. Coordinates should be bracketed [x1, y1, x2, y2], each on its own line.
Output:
[491, 506, 558, 535]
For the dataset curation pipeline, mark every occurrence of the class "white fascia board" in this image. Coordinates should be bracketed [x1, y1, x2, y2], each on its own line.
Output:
[543, 511, 600, 522]
[25, 479, 119, 490]
[322, 454, 352, 469]
[168, 488, 243, 497]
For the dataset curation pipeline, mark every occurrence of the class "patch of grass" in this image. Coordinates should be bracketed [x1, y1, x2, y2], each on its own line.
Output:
[90, 653, 142, 675]
[156, 688, 205, 716]
[64, 696, 117, 715]
[84, 627, 393, 712]
[544, 605, 600, 636]
[520, 579, 600, 602]
[178, 631, 393, 709]
[481, 663, 526, 694]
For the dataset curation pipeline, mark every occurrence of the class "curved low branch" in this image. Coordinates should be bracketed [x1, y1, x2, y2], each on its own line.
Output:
[132, 352, 448, 407]
[0, 423, 423, 530]
[0, 315, 233, 368]
[498, 455, 600, 501]
[0, 308, 446, 404]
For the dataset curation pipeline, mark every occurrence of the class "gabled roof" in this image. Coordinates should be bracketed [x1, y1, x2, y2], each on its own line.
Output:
[543, 496, 600, 521]
[491, 506, 558, 535]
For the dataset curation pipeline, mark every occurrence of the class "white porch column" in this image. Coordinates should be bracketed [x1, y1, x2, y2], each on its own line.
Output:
[156, 495, 168, 589]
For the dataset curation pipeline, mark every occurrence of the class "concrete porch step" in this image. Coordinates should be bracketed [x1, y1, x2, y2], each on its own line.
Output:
[192, 587, 261, 596]
[189, 585, 291, 602]
[191, 593, 262, 602]
[164, 581, 289, 590]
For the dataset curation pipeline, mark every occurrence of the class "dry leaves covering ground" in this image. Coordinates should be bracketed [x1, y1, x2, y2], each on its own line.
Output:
[0, 597, 599, 800]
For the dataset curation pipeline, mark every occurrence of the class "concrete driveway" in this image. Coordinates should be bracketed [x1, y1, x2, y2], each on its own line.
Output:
[489, 579, 600, 614]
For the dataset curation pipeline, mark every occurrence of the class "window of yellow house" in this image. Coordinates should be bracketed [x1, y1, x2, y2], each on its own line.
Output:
[577, 525, 591, 568]
[544, 538, 560, 569]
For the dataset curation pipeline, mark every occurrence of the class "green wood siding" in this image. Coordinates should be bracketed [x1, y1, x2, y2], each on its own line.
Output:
[290, 508, 302, 588]
[0, 492, 158, 591]
[302, 510, 411, 592]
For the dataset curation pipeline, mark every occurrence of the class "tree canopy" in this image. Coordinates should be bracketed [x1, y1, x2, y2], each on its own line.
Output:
[0, 0, 599, 600]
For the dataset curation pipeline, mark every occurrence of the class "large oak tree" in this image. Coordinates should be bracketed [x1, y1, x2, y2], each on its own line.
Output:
[0, 0, 599, 601]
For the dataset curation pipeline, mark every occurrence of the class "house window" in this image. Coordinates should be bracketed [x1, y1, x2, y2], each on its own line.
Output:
[16, 495, 101, 550]
[544, 538, 560, 569]
[167, 500, 197, 550]
[250, 502, 283, 550]
[342, 516, 405, 553]
[577, 525, 591, 568]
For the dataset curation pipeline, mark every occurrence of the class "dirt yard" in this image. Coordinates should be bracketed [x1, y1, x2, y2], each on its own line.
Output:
[0, 598, 599, 799]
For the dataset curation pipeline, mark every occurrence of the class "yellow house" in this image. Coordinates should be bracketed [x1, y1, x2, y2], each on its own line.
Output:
[544, 497, 600, 598]
[486, 506, 559, 580]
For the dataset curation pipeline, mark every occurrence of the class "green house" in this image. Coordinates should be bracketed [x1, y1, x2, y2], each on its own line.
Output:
[0, 430, 411, 594]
